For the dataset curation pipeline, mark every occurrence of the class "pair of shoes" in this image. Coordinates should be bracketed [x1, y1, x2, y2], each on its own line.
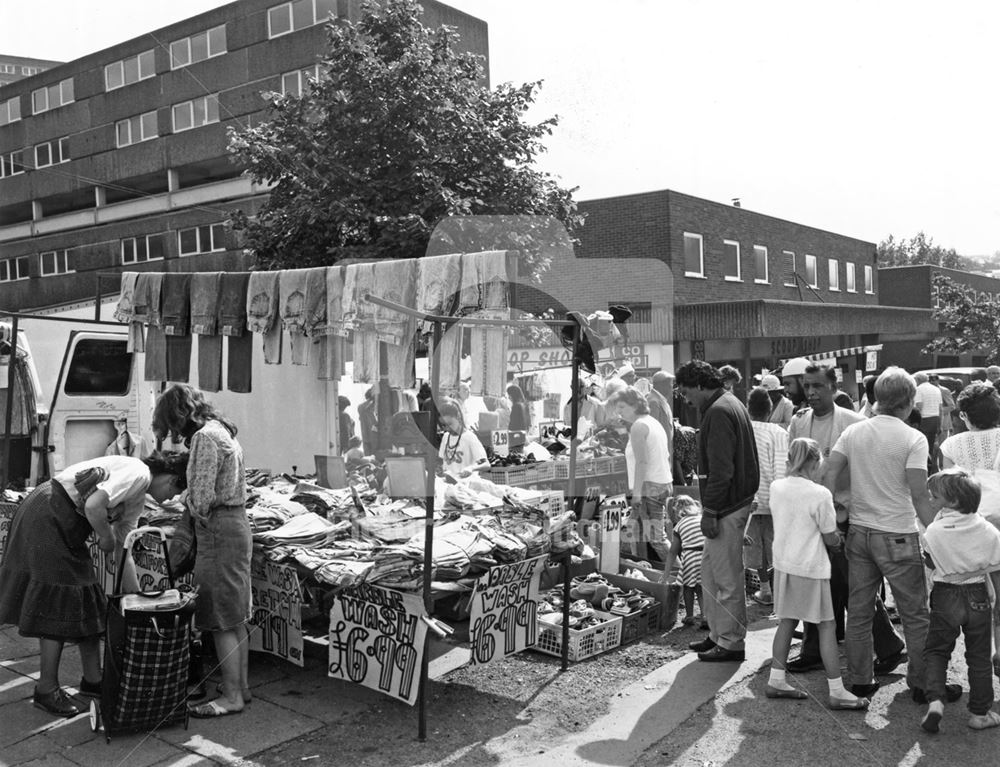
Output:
[912, 684, 962, 704]
[752, 590, 773, 606]
[216, 682, 252, 704]
[922, 700, 944, 733]
[188, 699, 244, 718]
[698, 646, 745, 663]
[849, 682, 880, 698]
[689, 637, 716, 652]
[829, 695, 870, 711]
[77, 677, 101, 697]
[765, 685, 807, 699]
[968, 711, 1000, 730]
[33, 688, 84, 717]
[786, 655, 824, 673]
[874, 650, 908, 676]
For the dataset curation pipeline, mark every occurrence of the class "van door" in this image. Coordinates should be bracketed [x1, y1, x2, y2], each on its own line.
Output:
[43, 330, 139, 479]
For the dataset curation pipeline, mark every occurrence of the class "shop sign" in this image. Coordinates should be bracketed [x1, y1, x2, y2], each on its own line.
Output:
[507, 347, 572, 373]
[328, 583, 428, 706]
[249, 556, 304, 666]
[770, 337, 823, 358]
[469, 554, 547, 666]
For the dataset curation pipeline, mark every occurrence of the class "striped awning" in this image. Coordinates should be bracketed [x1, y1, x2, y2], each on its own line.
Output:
[779, 344, 882, 367]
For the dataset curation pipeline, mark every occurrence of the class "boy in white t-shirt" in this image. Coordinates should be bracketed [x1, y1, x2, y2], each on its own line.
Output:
[921, 469, 1000, 733]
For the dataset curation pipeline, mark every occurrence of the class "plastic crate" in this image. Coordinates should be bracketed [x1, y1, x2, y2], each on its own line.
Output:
[488, 465, 529, 486]
[619, 600, 661, 644]
[551, 462, 570, 480]
[532, 463, 556, 482]
[533, 611, 622, 662]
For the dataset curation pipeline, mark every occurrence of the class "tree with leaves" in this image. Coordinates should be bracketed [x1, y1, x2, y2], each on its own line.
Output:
[923, 272, 1000, 363]
[878, 232, 968, 269]
[227, 0, 581, 274]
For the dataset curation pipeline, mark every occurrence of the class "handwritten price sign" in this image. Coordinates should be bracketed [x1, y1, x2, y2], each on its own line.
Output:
[328, 584, 428, 705]
[249, 557, 304, 666]
[469, 555, 547, 666]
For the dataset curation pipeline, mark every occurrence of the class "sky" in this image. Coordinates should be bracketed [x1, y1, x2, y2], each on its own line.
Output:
[3, 0, 999, 256]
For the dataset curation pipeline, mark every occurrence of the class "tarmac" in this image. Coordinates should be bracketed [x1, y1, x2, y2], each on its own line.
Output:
[0, 620, 779, 767]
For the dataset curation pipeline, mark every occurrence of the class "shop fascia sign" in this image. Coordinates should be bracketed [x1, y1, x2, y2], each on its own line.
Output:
[507, 344, 649, 373]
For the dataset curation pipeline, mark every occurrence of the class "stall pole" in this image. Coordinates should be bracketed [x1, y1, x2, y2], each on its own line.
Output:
[417, 319, 444, 742]
[560, 318, 582, 671]
[0, 315, 19, 491]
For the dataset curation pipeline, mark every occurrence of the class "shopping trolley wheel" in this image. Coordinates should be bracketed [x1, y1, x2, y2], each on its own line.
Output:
[89, 699, 101, 733]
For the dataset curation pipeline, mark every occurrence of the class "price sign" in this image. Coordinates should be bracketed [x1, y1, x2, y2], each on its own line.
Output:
[469, 555, 546, 666]
[599, 503, 622, 573]
[492, 430, 509, 457]
[249, 556, 304, 666]
[329, 584, 428, 706]
[866, 351, 878, 372]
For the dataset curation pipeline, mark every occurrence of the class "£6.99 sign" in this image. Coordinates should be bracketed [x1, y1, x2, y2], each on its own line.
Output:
[469, 555, 547, 666]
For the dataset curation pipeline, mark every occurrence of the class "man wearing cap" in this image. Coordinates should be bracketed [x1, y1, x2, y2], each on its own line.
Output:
[675, 360, 759, 662]
[617, 363, 637, 386]
[780, 357, 811, 413]
[761, 374, 793, 430]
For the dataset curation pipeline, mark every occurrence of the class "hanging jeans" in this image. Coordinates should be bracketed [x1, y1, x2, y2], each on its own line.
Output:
[247, 271, 282, 364]
[227, 334, 253, 393]
[219, 272, 252, 393]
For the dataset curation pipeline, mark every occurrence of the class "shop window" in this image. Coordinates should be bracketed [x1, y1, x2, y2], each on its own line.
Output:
[40, 249, 72, 276]
[170, 25, 227, 69]
[864, 264, 874, 294]
[116, 111, 158, 147]
[783, 251, 796, 286]
[846, 262, 857, 293]
[828, 258, 840, 291]
[121, 234, 165, 265]
[0, 95, 20, 126]
[31, 77, 74, 114]
[281, 65, 322, 96]
[0, 256, 31, 282]
[267, 0, 337, 39]
[804, 254, 818, 288]
[683, 232, 704, 277]
[64, 338, 131, 396]
[723, 239, 741, 281]
[753, 245, 768, 284]
[105, 50, 155, 90]
[178, 223, 226, 256]
[172, 94, 220, 132]
[0, 150, 25, 179]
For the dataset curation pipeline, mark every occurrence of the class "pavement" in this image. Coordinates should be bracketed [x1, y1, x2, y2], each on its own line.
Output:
[1, 619, 780, 767]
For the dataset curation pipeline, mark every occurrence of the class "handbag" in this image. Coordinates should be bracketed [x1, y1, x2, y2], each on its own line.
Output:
[168, 507, 198, 578]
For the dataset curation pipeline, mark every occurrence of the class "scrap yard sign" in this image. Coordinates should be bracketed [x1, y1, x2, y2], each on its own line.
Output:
[469, 554, 546, 666]
[328, 584, 428, 705]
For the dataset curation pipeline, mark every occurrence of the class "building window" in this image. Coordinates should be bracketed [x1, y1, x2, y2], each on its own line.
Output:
[170, 25, 227, 69]
[172, 94, 220, 132]
[783, 251, 796, 286]
[0, 150, 25, 179]
[0, 256, 31, 282]
[121, 235, 165, 265]
[846, 262, 857, 293]
[31, 78, 74, 114]
[683, 232, 704, 277]
[804, 254, 818, 288]
[267, 0, 338, 39]
[753, 245, 768, 284]
[116, 111, 158, 147]
[281, 65, 321, 96]
[34, 137, 69, 168]
[22, 65, 42, 75]
[40, 249, 72, 276]
[105, 50, 155, 91]
[828, 258, 840, 291]
[1, 65, 13, 74]
[722, 239, 741, 281]
[0, 96, 20, 126]
[178, 223, 226, 256]
[864, 264, 874, 294]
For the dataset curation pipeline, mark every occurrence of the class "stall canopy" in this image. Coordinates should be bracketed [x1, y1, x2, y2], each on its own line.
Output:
[778, 344, 883, 367]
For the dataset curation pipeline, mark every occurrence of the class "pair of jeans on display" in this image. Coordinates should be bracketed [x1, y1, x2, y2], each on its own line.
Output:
[845, 525, 930, 689]
[247, 271, 282, 365]
[416, 254, 463, 396]
[279, 267, 327, 366]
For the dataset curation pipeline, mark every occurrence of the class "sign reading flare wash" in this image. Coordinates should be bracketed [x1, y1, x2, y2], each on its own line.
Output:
[469, 554, 547, 666]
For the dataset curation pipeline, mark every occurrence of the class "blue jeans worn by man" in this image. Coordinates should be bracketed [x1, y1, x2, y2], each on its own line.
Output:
[845, 526, 929, 689]
[924, 581, 994, 715]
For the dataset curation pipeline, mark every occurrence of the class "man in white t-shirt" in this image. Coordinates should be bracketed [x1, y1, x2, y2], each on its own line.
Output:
[913, 372, 943, 473]
[785, 364, 906, 674]
[823, 367, 960, 704]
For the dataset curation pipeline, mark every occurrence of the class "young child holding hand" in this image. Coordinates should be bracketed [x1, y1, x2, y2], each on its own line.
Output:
[920, 468, 1000, 733]
[766, 438, 868, 710]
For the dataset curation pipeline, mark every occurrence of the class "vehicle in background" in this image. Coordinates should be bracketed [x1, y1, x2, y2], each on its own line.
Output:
[915, 367, 987, 389]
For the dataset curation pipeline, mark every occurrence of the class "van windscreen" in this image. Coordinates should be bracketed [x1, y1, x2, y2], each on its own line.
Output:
[64, 338, 132, 395]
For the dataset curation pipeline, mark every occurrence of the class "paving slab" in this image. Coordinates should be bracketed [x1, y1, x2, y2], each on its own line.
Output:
[0, 627, 39, 659]
[0, 663, 36, 705]
[251, 671, 380, 724]
[152, 698, 325, 763]
[44, 721, 188, 767]
[0, 696, 89, 749]
[6, 752, 79, 767]
[0, 731, 60, 766]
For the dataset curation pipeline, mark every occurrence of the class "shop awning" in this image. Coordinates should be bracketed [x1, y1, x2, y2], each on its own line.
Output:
[779, 344, 883, 366]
